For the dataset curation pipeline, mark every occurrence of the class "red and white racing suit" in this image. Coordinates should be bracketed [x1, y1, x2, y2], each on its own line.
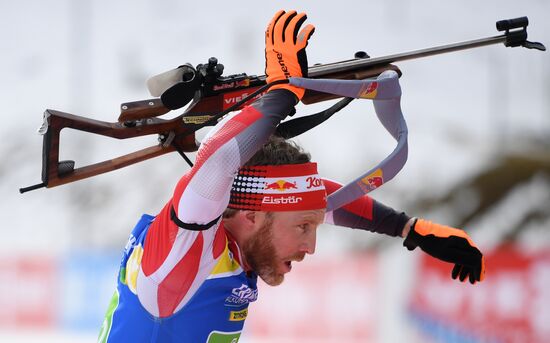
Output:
[99, 89, 409, 343]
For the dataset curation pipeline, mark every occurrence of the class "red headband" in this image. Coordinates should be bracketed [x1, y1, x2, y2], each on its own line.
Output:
[228, 163, 327, 211]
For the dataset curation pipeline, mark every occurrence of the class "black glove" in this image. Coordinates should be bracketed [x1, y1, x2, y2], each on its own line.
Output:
[404, 218, 485, 284]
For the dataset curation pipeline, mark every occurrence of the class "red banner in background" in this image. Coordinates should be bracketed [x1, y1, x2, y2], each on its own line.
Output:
[409, 245, 550, 343]
[0, 256, 57, 327]
[2, 246, 548, 343]
[0, 252, 379, 339]
[245, 253, 379, 342]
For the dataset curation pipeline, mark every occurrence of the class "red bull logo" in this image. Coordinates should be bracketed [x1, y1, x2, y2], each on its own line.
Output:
[359, 81, 378, 99]
[361, 169, 384, 190]
[212, 78, 251, 91]
[367, 176, 383, 188]
[264, 179, 298, 192]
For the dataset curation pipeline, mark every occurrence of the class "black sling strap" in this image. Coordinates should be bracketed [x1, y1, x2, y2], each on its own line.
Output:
[170, 205, 221, 231]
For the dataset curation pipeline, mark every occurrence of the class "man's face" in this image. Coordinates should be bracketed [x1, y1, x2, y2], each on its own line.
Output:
[243, 209, 325, 286]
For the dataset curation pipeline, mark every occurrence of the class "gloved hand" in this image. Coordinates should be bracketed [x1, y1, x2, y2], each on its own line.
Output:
[404, 219, 485, 284]
[265, 10, 315, 100]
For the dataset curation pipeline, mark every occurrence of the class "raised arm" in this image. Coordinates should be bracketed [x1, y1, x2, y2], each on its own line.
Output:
[137, 11, 316, 316]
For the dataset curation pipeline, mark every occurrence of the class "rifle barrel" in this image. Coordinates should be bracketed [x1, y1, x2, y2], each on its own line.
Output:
[307, 34, 507, 77]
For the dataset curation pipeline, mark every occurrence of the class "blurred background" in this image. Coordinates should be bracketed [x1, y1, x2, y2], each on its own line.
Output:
[1, 0, 549, 342]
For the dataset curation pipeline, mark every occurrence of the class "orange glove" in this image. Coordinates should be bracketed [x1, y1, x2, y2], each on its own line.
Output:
[265, 10, 315, 100]
[404, 219, 486, 284]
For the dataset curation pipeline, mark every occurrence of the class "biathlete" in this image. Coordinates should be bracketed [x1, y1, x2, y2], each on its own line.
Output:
[98, 10, 485, 343]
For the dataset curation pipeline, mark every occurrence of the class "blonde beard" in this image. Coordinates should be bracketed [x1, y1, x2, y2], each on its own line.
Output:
[257, 264, 284, 286]
[242, 215, 285, 286]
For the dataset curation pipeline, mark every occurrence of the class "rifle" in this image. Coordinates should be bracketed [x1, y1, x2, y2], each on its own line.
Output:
[20, 16, 545, 193]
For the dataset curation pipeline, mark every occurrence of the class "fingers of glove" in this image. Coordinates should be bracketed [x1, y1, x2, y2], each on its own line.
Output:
[451, 264, 471, 283]
[469, 270, 478, 284]
[453, 264, 483, 284]
[452, 264, 461, 280]
[468, 258, 486, 284]
[286, 12, 307, 44]
[266, 10, 286, 46]
[296, 24, 315, 50]
[274, 10, 297, 45]
[459, 266, 470, 282]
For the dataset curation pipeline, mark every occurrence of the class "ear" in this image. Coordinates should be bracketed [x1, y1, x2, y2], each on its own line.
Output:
[243, 210, 257, 225]
[243, 211, 268, 229]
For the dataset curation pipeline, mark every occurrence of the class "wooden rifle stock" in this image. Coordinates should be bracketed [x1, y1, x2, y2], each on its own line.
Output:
[37, 109, 198, 189]
[20, 57, 400, 193]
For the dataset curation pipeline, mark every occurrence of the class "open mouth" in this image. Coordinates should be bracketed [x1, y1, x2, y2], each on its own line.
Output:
[283, 254, 305, 273]
[284, 261, 292, 272]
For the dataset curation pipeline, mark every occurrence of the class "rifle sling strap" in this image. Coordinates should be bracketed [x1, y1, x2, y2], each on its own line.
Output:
[170, 205, 221, 231]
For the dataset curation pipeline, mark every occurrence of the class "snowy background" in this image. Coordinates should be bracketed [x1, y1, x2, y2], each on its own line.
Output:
[1, 0, 549, 342]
